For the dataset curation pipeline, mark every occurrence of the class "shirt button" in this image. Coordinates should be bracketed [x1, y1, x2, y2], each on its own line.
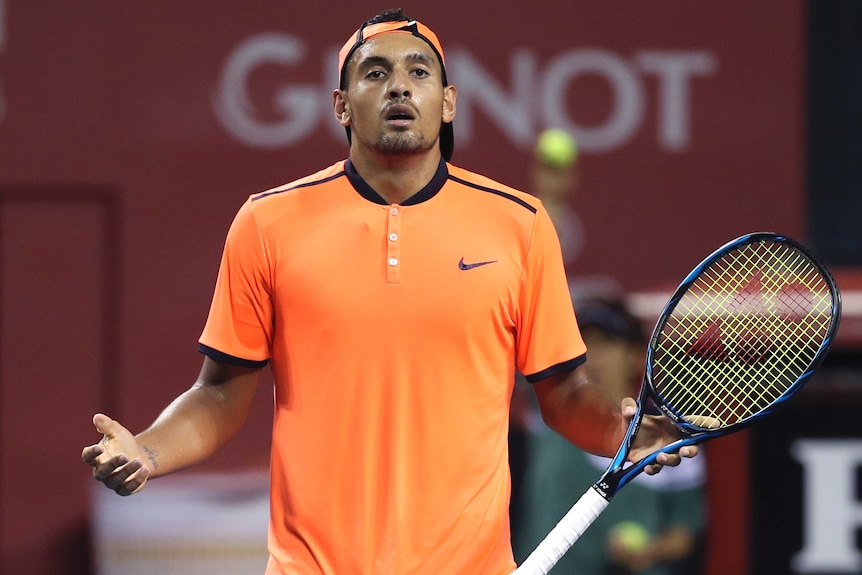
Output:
[390, 207, 399, 215]
[388, 258, 399, 266]
[389, 233, 398, 241]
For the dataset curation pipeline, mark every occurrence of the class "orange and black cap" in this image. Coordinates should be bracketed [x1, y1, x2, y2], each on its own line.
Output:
[338, 16, 454, 161]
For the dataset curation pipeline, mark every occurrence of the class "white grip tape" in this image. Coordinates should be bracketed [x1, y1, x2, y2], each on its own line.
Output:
[513, 486, 609, 575]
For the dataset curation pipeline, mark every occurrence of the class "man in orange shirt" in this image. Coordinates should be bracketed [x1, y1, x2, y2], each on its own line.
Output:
[82, 10, 697, 574]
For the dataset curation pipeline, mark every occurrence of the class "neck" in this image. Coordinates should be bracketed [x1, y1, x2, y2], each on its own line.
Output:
[349, 148, 443, 205]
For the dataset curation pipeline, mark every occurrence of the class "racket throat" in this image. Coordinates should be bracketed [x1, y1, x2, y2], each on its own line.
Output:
[593, 480, 616, 501]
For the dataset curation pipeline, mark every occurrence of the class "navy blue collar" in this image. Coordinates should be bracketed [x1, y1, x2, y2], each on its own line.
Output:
[345, 157, 448, 206]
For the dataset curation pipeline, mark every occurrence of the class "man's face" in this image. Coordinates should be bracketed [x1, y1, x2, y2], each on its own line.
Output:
[336, 32, 455, 157]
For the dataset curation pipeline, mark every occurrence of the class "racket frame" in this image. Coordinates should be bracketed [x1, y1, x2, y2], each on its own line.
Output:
[596, 232, 841, 498]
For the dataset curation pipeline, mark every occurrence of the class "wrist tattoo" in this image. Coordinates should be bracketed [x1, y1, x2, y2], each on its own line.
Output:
[141, 445, 160, 470]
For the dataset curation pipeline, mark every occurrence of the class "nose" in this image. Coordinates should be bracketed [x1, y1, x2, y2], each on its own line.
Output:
[388, 67, 411, 100]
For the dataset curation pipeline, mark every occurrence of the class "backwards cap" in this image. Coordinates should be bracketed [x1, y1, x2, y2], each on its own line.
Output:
[337, 14, 454, 161]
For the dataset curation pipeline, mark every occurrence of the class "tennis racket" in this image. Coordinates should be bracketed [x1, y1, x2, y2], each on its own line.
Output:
[515, 232, 841, 575]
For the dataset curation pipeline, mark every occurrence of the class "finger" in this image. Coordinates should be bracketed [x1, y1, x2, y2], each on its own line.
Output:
[104, 458, 143, 491]
[684, 414, 722, 429]
[656, 452, 682, 467]
[93, 453, 130, 482]
[81, 444, 104, 466]
[114, 464, 150, 497]
[620, 397, 637, 417]
[644, 463, 662, 476]
[679, 445, 698, 458]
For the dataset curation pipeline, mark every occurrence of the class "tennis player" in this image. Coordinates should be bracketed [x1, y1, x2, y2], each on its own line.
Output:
[82, 10, 697, 575]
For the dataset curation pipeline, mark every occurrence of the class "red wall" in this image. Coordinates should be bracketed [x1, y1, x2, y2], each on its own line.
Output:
[0, 1, 805, 573]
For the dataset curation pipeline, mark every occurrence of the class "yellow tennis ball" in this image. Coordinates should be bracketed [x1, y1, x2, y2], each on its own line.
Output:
[535, 128, 579, 168]
[611, 521, 650, 553]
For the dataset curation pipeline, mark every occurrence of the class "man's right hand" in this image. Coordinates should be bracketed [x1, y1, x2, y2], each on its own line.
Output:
[81, 413, 150, 496]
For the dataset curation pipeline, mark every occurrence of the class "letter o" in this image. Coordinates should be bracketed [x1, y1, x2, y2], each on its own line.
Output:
[541, 49, 644, 152]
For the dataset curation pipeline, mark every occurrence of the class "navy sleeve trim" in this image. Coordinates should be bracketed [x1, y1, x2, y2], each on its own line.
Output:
[252, 171, 346, 202]
[447, 174, 538, 213]
[524, 353, 587, 383]
[198, 344, 269, 368]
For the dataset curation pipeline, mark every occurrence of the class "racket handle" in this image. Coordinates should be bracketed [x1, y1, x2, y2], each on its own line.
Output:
[513, 486, 609, 575]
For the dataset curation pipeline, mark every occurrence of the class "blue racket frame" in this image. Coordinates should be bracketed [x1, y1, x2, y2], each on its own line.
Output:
[595, 232, 841, 498]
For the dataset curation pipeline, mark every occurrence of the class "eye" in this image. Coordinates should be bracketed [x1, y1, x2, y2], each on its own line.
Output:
[366, 70, 386, 80]
[412, 68, 430, 78]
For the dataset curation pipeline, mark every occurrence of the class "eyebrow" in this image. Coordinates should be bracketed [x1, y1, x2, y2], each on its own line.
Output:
[356, 52, 436, 72]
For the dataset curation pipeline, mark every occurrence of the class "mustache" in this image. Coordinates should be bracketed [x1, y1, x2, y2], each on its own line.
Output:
[383, 99, 419, 118]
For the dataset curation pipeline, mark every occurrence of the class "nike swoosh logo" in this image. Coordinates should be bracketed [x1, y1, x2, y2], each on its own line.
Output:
[459, 257, 498, 270]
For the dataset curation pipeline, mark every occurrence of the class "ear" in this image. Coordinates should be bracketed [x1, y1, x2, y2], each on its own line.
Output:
[333, 89, 351, 128]
[442, 85, 457, 124]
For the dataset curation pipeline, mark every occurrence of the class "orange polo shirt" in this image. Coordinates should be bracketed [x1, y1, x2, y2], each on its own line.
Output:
[199, 158, 586, 575]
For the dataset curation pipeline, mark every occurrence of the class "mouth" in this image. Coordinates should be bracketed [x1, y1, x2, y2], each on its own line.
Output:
[384, 104, 416, 125]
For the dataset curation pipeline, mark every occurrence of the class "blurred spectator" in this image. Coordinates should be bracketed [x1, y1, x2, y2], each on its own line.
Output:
[514, 296, 707, 575]
[530, 128, 584, 268]
[530, 128, 622, 301]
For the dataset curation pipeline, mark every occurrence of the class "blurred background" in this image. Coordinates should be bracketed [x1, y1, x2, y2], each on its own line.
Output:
[1, 1, 860, 574]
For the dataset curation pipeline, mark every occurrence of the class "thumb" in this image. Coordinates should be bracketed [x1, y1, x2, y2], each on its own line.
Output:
[93, 413, 122, 437]
[620, 397, 637, 419]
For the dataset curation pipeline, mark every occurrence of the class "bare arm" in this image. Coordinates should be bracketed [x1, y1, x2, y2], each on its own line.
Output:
[532, 365, 696, 472]
[532, 364, 623, 457]
[82, 356, 263, 495]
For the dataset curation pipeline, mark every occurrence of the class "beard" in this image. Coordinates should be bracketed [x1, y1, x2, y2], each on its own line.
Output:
[365, 130, 436, 156]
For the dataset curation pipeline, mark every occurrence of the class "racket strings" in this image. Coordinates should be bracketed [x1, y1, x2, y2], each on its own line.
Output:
[652, 241, 834, 429]
[666, 257, 825, 423]
[663, 249, 828, 423]
[680, 250, 825, 409]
